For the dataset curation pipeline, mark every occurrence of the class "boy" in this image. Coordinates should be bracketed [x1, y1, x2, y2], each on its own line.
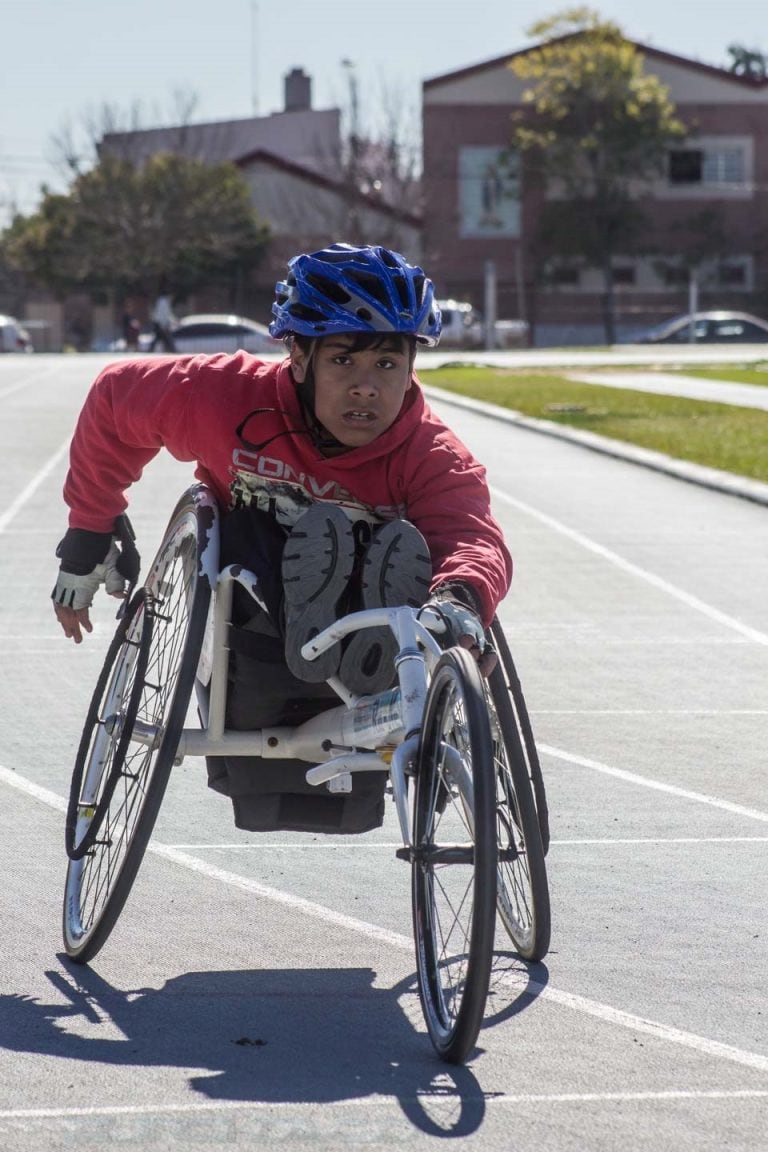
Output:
[52, 243, 512, 830]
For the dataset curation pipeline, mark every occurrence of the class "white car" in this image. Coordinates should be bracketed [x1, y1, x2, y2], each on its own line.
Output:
[165, 313, 282, 355]
[436, 299, 484, 348]
[0, 315, 33, 353]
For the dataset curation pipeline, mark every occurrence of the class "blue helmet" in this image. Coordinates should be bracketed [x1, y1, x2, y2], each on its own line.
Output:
[269, 243, 442, 346]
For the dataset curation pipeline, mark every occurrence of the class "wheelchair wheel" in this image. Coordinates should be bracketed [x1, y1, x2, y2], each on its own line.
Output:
[63, 486, 215, 963]
[486, 618, 551, 961]
[412, 647, 497, 1064]
[490, 617, 550, 852]
[65, 588, 153, 862]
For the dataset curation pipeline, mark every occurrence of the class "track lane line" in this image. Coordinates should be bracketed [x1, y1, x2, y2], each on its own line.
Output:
[3, 762, 767, 1075]
[0, 437, 71, 535]
[540, 743, 768, 824]
[1, 1088, 767, 1121]
[491, 487, 768, 646]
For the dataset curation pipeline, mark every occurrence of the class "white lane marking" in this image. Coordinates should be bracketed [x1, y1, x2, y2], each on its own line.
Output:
[551, 837, 768, 846]
[0, 437, 71, 534]
[490, 487, 768, 646]
[166, 837, 768, 850]
[4, 763, 768, 1075]
[511, 977, 768, 1073]
[0, 765, 67, 812]
[531, 709, 768, 715]
[1, 1089, 767, 1120]
[540, 743, 768, 824]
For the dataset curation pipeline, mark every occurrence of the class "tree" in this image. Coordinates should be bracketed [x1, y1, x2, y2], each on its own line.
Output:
[3, 153, 268, 308]
[727, 44, 768, 80]
[332, 63, 422, 247]
[510, 7, 685, 342]
[653, 206, 729, 285]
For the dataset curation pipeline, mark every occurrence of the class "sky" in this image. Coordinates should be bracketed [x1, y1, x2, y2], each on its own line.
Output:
[2, 0, 767, 223]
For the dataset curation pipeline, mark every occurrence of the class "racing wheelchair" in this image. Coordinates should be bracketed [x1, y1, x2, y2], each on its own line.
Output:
[62, 483, 551, 1064]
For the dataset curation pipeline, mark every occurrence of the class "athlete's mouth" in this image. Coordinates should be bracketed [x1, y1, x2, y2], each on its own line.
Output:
[342, 409, 377, 423]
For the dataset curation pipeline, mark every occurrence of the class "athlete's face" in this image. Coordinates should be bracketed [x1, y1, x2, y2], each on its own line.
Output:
[290, 335, 413, 450]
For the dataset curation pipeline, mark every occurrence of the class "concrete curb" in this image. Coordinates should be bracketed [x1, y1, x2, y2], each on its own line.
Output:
[421, 384, 768, 509]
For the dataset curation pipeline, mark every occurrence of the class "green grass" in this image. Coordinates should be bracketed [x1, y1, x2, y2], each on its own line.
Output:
[419, 366, 768, 483]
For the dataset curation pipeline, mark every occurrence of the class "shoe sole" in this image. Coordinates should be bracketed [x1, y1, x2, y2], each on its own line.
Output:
[339, 520, 432, 696]
[282, 504, 355, 682]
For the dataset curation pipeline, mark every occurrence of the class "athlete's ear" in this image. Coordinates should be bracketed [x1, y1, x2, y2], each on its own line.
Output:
[290, 343, 307, 383]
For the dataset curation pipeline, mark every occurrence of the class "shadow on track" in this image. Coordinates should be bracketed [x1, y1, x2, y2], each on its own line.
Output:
[0, 956, 547, 1137]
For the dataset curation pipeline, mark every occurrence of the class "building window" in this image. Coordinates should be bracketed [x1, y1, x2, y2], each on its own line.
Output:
[717, 258, 752, 290]
[662, 265, 689, 286]
[703, 149, 746, 185]
[612, 266, 636, 285]
[719, 264, 745, 286]
[549, 266, 580, 286]
[669, 150, 702, 184]
[668, 143, 747, 188]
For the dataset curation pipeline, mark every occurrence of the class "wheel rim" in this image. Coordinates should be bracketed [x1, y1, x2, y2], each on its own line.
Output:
[64, 513, 201, 955]
[413, 652, 496, 1058]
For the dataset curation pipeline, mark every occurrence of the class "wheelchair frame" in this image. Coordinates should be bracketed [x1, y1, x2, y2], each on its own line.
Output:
[62, 483, 550, 1064]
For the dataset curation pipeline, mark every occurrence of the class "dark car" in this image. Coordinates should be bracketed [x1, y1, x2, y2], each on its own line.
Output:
[635, 310, 768, 344]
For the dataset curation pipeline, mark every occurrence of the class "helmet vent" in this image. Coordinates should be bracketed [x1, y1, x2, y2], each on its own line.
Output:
[393, 274, 410, 311]
[289, 303, 328, 323]
[306, 272, 351, 304]
[356, 307, 372, 321]
[349, 271, 389, 307]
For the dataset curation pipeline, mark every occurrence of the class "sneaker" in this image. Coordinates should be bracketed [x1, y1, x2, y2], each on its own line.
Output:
[282, 503, 355, 682]
[339, 519, 432, 696]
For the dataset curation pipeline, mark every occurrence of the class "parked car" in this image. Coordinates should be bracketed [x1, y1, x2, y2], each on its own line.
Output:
[433, 300, 529, 348]
[168, 313, 282, 355]
[436, 300, 484, 348]
[0, 315, 33, 353]
[109, 313, 283, 355]
[634, 310, 768, 344]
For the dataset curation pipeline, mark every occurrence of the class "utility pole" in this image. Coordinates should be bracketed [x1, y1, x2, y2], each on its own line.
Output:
[251, 2, 259, 115]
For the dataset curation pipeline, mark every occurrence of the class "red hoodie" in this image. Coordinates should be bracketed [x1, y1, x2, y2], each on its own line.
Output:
[63, 352, 512, 623]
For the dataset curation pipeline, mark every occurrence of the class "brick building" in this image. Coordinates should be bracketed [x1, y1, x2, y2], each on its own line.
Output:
[422, 41, 768, 344]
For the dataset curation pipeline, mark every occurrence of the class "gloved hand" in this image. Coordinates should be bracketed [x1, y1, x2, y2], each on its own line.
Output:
[52, 517, 140, 643]
[52, 541, 130, 609]
[420, 586, 497, 676]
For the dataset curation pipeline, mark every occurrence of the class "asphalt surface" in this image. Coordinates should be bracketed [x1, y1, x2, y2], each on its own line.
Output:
[0, 353, 766, 1151]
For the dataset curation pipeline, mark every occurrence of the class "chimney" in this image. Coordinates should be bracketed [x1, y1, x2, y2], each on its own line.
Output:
[284, 68, 312, 112]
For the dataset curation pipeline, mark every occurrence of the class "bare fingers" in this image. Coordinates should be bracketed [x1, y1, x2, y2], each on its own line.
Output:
[54, 603, 93, 644]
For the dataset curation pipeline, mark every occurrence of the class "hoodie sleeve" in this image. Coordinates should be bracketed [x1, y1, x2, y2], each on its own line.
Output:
[62, 356, 200, 532]
[401, 422, 512, 626]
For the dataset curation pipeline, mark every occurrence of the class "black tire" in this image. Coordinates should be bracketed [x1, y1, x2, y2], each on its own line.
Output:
[490, 617, 550, 852]
[63, 486, 215, 963]
[486, 618, 551, 961]
[412, 647, 497, 1064]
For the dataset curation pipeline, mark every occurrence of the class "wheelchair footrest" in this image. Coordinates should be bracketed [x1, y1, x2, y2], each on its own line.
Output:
[395, 844, 477, 864]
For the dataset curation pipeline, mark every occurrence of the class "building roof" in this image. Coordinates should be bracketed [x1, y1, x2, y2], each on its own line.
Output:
[235, 149, 422, 227]
[424, 36, 768, 91]
[100, 107, 342, 175]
